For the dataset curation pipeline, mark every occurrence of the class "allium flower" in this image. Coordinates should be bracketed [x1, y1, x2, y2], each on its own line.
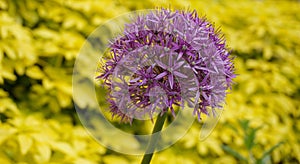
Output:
[97, 9, 235, 123]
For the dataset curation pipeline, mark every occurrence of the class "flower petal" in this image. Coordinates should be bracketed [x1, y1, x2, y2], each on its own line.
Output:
[174, 71, 188, 78]
[168, 74, 174, 89]
[155, 59, 167, 69]
[155, 71, 167, 80]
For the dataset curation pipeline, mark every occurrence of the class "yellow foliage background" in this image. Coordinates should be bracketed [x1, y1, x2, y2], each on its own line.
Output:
[0, 0, 299, 163]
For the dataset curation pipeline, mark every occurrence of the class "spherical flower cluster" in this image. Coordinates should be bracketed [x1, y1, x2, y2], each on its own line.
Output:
[97, 9, 235, 123]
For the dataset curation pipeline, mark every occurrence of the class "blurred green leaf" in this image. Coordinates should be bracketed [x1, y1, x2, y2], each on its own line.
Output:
[222, 145, 247, 162]
[257, 141, 284, 164]
[239, 120, 250, 132]
[244, 126, 262, 151]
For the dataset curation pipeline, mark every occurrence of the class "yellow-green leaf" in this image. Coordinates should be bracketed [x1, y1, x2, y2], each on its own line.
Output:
[17, 134, 33, 155]
[34, 143, 51, 163]
[26, 66, 44, 79]
[51, 142, 76, 156]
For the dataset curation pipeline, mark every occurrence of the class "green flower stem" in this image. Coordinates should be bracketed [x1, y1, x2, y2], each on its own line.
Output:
[141, 113, 168, 164]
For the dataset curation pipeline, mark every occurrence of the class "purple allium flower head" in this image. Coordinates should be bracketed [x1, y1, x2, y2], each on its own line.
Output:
[97, 9, 235, 123]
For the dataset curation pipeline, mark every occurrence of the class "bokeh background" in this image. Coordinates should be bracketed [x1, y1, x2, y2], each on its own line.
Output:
[0, 0, 299, 163]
